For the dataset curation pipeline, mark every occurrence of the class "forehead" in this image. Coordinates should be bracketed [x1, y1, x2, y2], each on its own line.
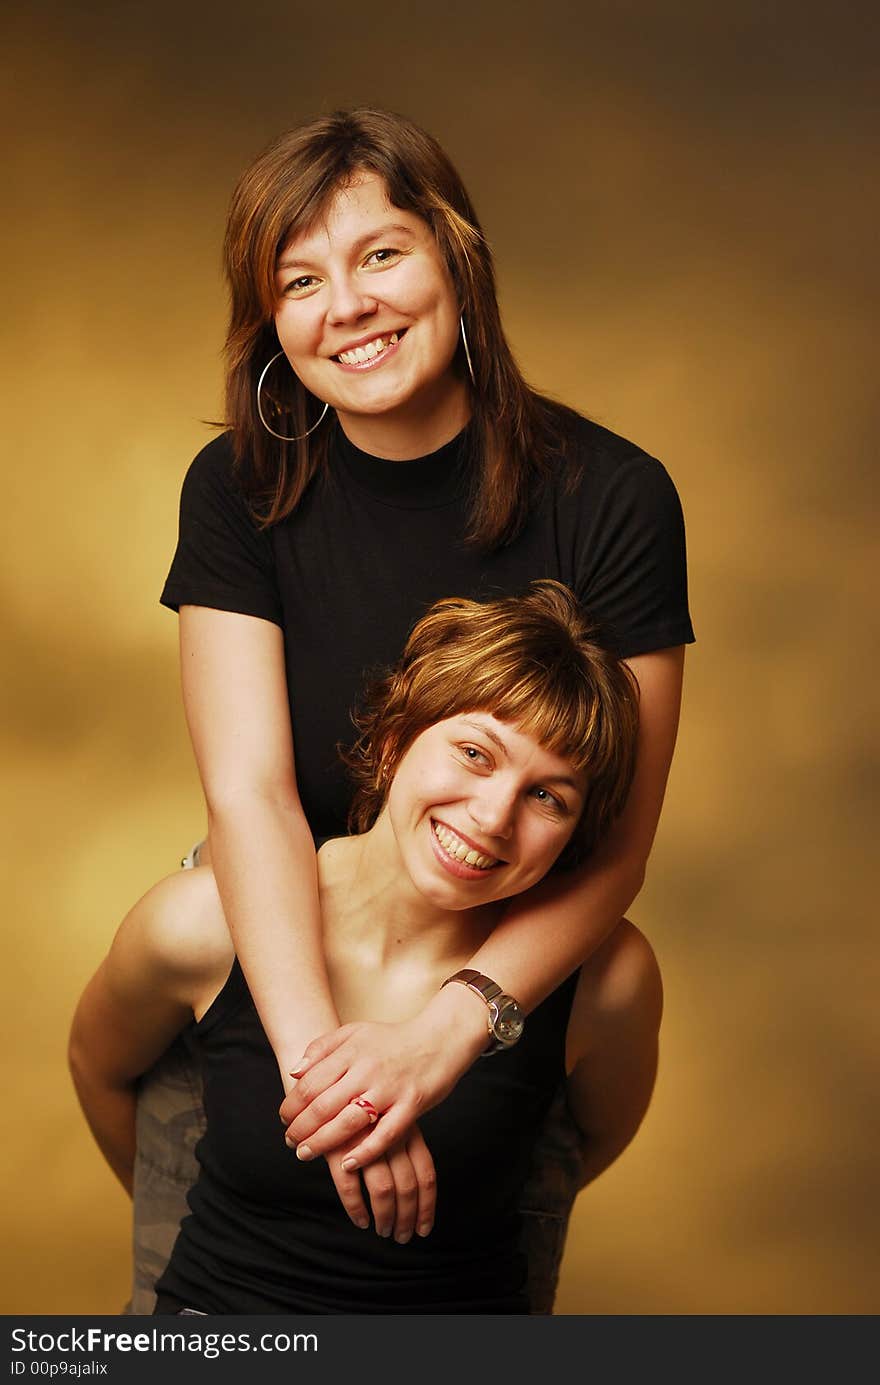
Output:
[279, 172, 429, 263]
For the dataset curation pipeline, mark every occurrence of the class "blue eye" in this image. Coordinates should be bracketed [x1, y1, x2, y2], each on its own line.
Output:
[460, 744, 489, 766]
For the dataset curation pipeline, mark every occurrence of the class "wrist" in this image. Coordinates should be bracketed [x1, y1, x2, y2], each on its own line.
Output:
[266, 994, 341, 1077]
[419, 985, 490, 1073]
[440, 968, 525, 1054]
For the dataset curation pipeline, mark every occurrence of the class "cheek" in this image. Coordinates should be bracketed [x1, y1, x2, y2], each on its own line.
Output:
[275, 309, 317, 359]
[520, 821, 573, 877]
[401, 263, 458, 321]
[392, 762, 467, 818]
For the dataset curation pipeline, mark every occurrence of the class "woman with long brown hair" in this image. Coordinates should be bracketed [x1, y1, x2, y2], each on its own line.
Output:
[109, 106, 693, 1309]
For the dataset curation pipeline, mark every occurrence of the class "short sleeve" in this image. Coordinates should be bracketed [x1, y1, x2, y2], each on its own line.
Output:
[160, 434, 283, 626]
[574, 451, 695, 659]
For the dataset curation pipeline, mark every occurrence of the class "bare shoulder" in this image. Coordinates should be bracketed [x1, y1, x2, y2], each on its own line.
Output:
[565, 919, 663, 1071]
[109, 865, 233, 1013]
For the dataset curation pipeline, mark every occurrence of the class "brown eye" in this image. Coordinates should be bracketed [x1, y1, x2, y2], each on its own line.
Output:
[365, 247, 401, 267]
[284, 275, 318, 295]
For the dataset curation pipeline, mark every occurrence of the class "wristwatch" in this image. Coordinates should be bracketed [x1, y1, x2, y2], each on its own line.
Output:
[441, 968, 525, 1054]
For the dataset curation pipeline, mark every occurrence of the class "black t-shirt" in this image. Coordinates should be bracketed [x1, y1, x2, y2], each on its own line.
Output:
[161, 412, 695, 837]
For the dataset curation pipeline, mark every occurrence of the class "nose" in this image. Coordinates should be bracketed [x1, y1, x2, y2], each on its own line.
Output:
[325, 274, 378, 326]
[467, 784, 516, 841]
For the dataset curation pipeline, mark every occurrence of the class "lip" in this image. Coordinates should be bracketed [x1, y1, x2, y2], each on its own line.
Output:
[331, 328, 407, 372]
[429, 818, 506, 881]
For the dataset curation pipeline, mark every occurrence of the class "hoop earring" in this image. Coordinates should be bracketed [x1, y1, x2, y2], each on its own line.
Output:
[460, 315, 476, 388]
[257, 350, 329, 442]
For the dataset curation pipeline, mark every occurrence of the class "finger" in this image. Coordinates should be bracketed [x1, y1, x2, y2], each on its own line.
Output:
[279, 1056, 357, 1131]
[361, 1157, 396, 1239]
[288, 1094, 380, 1160]
[288, 1022, 360, 1079]
[325, 1152, 370, 1230]
[404, 1128, 437, 1238]
[383, 1144, 420, 1244]
[338, 1104, 419, 1171]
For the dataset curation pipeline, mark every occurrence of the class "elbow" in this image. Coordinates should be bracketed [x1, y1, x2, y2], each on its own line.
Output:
[629, 859, 647, 900]
[610, 855, 646, 914]
[67, 1014, 91, 1094]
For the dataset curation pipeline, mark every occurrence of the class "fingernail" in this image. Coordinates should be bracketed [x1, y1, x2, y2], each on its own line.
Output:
[353, 1216, 369, 1230]
[296, 1143, 313, 1161]
[395, 1232, 411, 1245]
[417, 1223, 432, 1237]
[377, 1225, 391, 1238]
[341, 1156, 358, 1172]
[285, 1135, 297, 1149]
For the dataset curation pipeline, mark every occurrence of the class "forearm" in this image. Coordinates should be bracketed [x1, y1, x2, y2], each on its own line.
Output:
[68, 1062, 137, 1196]
[207, 795, 339, 1083]
[467, 846, 644, 1012]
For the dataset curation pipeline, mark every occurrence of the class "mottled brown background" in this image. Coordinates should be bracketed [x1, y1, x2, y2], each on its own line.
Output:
[3, 0, 877, 1315]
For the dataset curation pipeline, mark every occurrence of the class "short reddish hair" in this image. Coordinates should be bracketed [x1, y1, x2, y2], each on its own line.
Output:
[341, 581, 639, 867]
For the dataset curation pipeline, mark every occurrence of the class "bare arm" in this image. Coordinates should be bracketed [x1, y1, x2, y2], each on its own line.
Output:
[67, 875, 224, 1193]
[178, 605, 339, 1084]
[177, 607, 438, 1229]
[281, 646, 685, 1164]
[468, 645, 684, 1004]
[563, 922, 664, 1188]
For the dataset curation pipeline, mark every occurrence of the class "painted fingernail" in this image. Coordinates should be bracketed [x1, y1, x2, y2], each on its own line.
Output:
[417, 1223, 433, 1237]
[341, 1156, 358, 1172]
[296, 1143, 313, 1161]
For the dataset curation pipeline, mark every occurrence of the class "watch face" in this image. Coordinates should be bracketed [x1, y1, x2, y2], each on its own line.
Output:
[492, 998, 525, 1046]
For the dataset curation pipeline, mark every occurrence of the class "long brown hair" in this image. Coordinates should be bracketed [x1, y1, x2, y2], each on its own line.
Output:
[222, 107, 580, 549]
[341, 581, 640, 867]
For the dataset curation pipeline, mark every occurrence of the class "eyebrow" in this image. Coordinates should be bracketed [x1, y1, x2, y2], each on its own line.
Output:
[460, 719, 582, 792]
[276, 223, 416, 273]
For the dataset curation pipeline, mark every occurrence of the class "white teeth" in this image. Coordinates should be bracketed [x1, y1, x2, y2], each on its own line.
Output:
[432, 821, 498, 871]
[337, 332, 399, 366]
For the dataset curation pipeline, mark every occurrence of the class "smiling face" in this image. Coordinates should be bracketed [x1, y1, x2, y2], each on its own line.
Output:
[273, 173, 468, 451]
[381, 711, 588, 911]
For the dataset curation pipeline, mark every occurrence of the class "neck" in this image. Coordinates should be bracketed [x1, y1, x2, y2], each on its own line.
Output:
[335, 375, 471, 460]
[318, 813, 499, 973]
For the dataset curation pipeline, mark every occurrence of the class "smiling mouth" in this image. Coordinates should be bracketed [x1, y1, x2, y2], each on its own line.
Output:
[333, 329, 406, 367]
[431, 819, 503, 871]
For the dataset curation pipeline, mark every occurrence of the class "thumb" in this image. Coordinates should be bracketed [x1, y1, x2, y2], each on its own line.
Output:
[289, 1024, 353, 1078]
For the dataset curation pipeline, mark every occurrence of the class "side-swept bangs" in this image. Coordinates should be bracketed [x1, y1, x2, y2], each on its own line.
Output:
[342, 581, 640, 866]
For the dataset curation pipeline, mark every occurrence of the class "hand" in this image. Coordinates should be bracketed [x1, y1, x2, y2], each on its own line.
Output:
[279, 990, 488, 1170]
[324, 1123, 437, 1242]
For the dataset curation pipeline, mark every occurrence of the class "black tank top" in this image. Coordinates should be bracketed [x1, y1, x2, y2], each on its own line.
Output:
[155, 960, 578, 1314]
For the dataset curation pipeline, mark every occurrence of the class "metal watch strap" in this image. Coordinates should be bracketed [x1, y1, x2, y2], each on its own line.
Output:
[441, 968, 515, 1050]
